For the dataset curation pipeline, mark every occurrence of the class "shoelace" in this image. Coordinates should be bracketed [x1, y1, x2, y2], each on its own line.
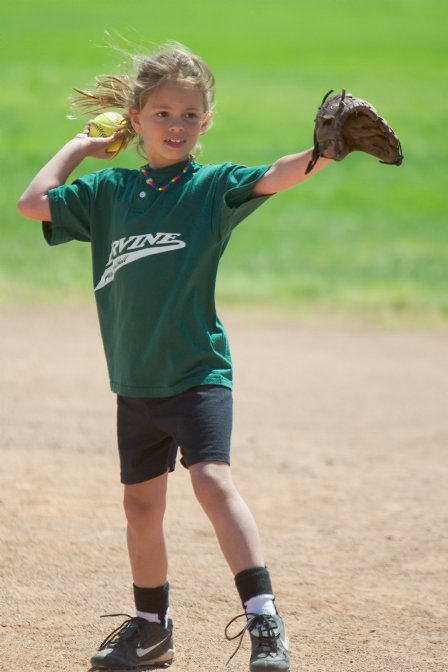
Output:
[224, 613, 278, 665]
[97, 613, 141, 650]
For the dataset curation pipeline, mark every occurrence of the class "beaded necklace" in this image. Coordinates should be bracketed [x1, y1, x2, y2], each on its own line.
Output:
[140, 155, 194, 192]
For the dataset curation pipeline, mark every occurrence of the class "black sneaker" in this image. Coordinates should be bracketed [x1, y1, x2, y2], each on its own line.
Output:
[90, 613, 174, 669]
[225, 613, 290, 671]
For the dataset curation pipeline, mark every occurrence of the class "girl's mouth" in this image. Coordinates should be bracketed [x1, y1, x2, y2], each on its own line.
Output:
[164, 138, 186, 148]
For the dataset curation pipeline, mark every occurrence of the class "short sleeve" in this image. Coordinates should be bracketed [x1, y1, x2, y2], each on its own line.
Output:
[215, 163, 273, 238]
[43, 173, 98, 246]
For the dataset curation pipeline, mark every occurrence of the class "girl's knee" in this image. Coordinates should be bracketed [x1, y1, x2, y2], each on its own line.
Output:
[123, 487, 166, 528]
[190, 462, 234, 507]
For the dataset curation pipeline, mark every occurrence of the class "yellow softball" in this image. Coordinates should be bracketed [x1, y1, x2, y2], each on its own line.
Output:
[89, 112, 127, 154]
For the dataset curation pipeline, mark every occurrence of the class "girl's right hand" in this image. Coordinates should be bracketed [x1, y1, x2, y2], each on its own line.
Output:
[73, 122, 124, 160]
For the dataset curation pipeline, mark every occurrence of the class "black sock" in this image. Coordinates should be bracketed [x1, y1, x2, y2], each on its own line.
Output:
[133, 582, 169, 623]
[234, 567, 273, 607]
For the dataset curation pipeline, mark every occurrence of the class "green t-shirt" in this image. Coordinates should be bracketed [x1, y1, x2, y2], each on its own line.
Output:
[45, 159, 271, 396]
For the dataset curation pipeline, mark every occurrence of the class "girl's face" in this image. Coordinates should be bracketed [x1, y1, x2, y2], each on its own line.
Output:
[129, 80, 212, 168]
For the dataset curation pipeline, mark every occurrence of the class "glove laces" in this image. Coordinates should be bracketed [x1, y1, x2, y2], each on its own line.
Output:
[305, 88, 346, 174]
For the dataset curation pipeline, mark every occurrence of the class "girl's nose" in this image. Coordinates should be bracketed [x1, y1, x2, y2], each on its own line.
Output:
[169, 116, 184, 131]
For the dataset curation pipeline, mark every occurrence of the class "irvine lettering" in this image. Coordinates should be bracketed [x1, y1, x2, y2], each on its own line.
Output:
[95, 232, 186, 291]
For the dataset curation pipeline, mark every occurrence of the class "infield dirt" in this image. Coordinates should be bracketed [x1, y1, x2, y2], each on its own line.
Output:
[1, 306, 447, 672]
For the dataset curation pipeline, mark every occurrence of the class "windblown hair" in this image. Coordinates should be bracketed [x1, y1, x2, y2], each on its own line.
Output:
[71, 42, 215, 153]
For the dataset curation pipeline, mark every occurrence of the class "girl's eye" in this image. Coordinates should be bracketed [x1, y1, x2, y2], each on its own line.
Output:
[154, 111, 199, 120]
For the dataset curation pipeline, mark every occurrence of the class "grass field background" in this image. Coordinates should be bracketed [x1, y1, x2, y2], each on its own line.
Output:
[1, 0, 447, 324]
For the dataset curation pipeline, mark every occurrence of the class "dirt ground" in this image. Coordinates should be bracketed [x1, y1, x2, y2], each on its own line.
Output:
[1, 305, 447, 672]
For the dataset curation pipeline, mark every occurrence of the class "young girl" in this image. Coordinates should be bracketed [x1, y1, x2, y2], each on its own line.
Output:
[18, 42, 330, 671]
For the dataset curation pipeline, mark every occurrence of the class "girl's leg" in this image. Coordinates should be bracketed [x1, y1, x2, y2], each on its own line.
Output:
[123, 472, 169, 587]
[188, 462, 290, 670]
[90, 472, 174, 669]
[188, 461, 265, 574]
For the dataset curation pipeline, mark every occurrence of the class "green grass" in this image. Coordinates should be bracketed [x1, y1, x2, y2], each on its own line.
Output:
[2, 0, 447, 325]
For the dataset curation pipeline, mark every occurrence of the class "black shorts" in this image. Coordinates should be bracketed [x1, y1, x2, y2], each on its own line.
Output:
[117, 385, 233, 484]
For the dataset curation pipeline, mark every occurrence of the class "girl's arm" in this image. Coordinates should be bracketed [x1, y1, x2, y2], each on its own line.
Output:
[251, 149, 331, 197]
[17, 126, 122, 221]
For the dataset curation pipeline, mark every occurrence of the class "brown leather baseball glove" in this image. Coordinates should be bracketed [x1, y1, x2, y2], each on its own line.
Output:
[305, 89, 403, 174]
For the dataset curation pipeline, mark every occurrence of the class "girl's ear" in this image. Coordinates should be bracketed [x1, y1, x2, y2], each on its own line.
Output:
[199, 111, 213, 136]
[128, 108, 142, 134]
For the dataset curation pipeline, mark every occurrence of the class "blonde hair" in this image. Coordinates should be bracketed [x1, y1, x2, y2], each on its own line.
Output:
[72, 42, 215, 153]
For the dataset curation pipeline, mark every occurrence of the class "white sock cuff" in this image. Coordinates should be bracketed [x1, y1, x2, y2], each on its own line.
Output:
[244, 594, 276, 616]
[136, 607, 170, 625]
